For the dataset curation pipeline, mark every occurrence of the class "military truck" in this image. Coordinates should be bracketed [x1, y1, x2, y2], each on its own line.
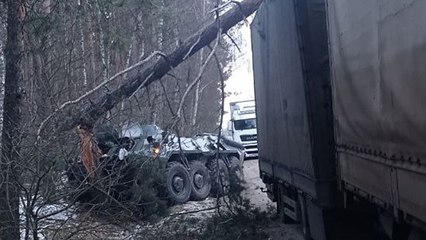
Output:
[68, 124, 244, 205]
[252, 0, 426, 239]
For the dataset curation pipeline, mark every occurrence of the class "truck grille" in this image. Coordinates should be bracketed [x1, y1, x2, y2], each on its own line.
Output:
[240, 134, 257, 142]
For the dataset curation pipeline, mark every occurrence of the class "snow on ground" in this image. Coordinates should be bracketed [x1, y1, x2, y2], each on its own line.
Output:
[241, 159, 304, 240]
[20, 197, 77, 240]
[241, 159, 275, 212]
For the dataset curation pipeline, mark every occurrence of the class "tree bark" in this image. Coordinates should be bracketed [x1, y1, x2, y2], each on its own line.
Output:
[57, 0, 263, 131]
[77, 1, 88, 86]
[96, 1, 109, 83]
[191, 0, 207, 128]
[0, 2, 5, 138]
[0, 0, 25, 239]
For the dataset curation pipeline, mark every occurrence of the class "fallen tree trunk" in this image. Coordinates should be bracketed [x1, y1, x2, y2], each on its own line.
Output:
[57, 0, 263, 131]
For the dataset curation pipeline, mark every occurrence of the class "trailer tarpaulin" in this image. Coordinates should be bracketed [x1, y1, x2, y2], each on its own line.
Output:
[252, 0, 335, 204]
[328, 0, 426, 222]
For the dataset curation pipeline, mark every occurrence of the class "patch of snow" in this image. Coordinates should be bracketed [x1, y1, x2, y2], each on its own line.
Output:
[19, 197, 77, 240]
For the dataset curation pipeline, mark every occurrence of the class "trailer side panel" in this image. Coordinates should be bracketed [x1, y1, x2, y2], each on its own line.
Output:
[328, 0, 426, 223]
[252, 0, 335, 205]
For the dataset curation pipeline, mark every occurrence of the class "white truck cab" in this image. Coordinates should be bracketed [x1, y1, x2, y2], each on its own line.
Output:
[227, 100, 258, 159]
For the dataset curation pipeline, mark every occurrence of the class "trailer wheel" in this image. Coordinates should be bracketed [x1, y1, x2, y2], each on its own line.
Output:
[164, 161, 191, 204]
[229, 156, 244, 182]
[208, 158, 230, 196]
[189, 161, 211, 201]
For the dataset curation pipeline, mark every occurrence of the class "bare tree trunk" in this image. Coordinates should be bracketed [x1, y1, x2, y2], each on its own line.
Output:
[0, 4, 6, 139]
[78, 0, 88, 86]
[96, 1, 109, 83]
[191, 0, 207, 128]
[120, 13, 141, 114]
[192, 65, 201, 127]
[32, 0, 52, 123]
[153, 5, 165, 124]
[86, 0, 96, 84]
[0, 0, 25, 239]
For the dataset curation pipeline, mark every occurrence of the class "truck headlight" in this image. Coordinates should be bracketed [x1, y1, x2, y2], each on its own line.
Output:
[152, 142, 161, 155]
[153, 147, 161, 154]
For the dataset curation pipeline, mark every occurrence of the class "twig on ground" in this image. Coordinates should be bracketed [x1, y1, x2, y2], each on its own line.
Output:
[168, 207, 217, 217]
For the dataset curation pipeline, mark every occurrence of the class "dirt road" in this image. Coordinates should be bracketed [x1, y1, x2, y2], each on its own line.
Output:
[242, 159, 304, 240]
[241, 159, 275, 211]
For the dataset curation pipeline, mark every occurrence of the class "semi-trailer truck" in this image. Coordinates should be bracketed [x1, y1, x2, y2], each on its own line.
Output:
[251, 0, 426, 239]
[227, 100, 258, 159]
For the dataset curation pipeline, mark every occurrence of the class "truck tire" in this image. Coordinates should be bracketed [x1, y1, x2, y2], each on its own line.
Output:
[229, 156, 244, 182]
[208, 158, 230, 196]
[164, 161, 191, 204]
[189, 161, 211, 201]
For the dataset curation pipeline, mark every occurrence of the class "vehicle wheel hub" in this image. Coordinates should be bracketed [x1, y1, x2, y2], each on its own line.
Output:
[194, 173, 204, 189]
[172, 176, 184, 193]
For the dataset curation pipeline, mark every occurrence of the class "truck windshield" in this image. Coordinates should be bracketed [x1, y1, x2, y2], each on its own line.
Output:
[234, 119, 256, 130]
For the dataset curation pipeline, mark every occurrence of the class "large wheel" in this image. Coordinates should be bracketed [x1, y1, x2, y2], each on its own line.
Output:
[189, 161, 211, 201]
[164, 161, 191, 204]
[208, 158, 230, 196]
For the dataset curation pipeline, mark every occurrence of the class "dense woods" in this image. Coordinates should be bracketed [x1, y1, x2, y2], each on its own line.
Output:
[1, 0, 236, 136]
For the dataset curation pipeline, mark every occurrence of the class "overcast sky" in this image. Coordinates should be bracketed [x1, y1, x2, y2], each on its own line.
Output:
[223, 22, 255, 124]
